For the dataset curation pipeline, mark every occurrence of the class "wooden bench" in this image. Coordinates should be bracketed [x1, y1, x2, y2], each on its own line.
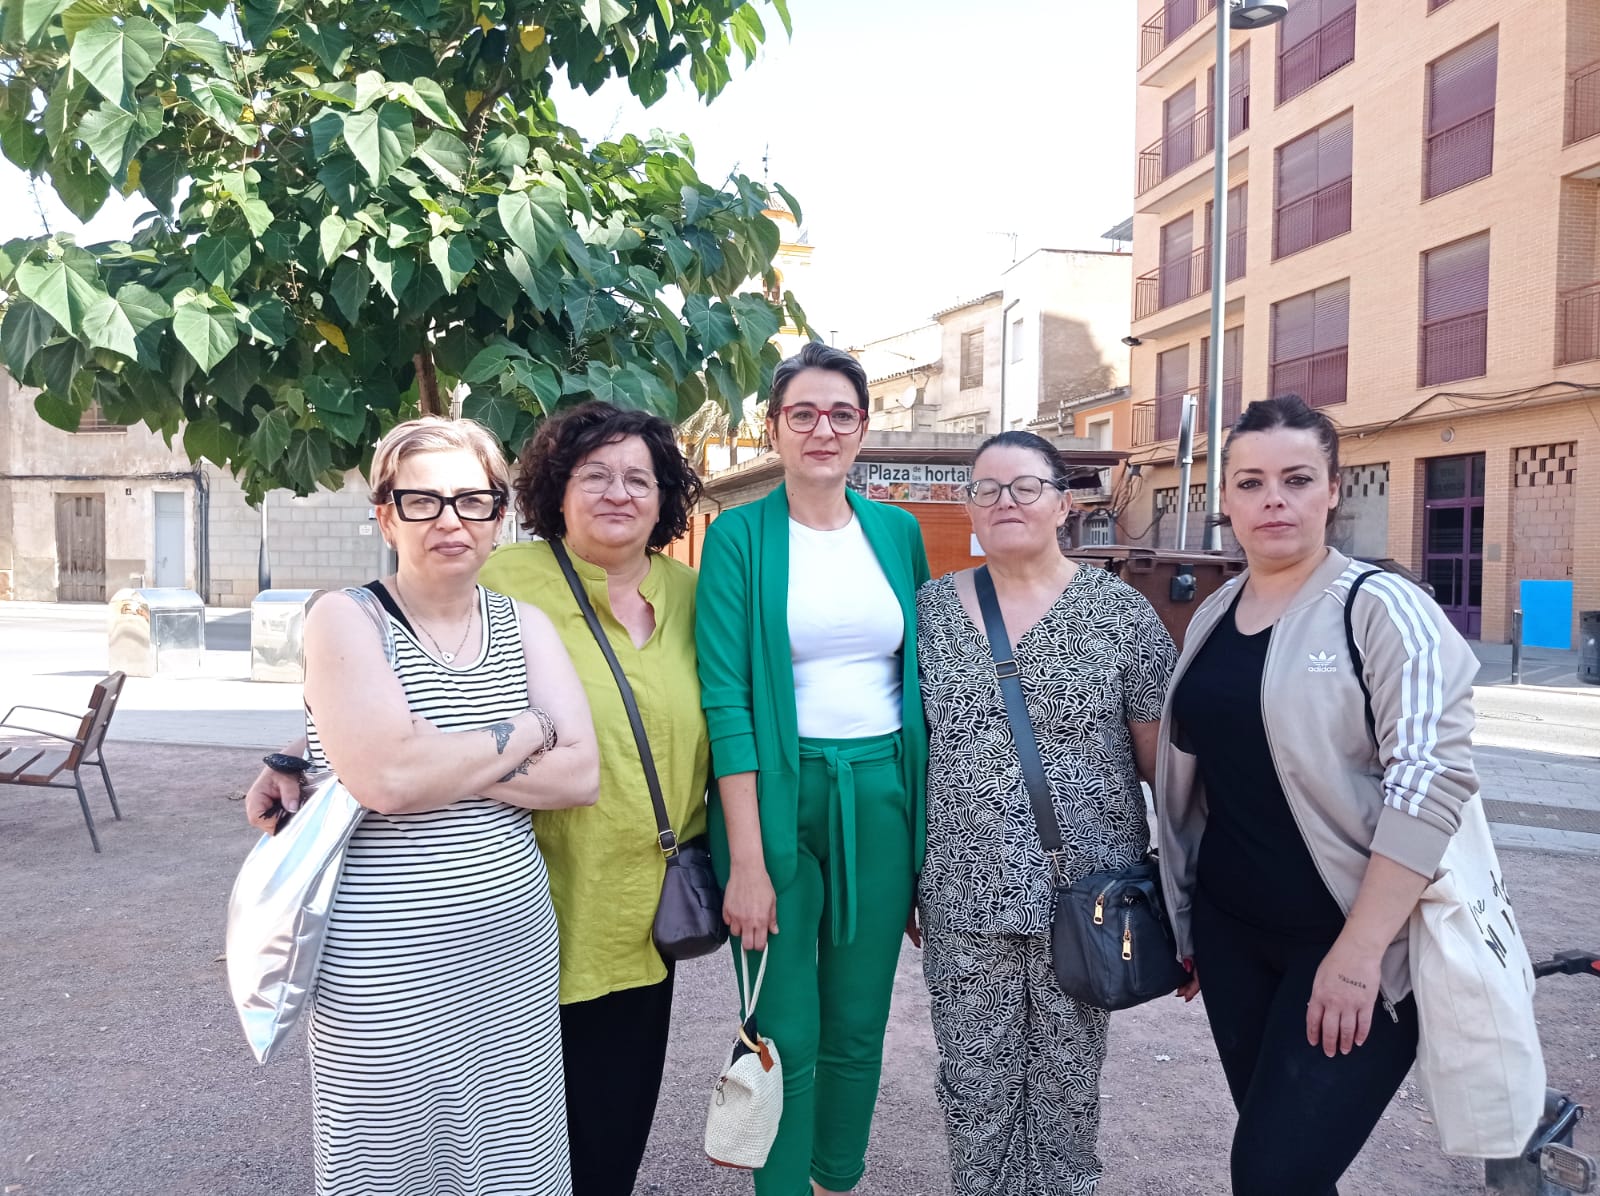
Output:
[0, 672, 126, 852]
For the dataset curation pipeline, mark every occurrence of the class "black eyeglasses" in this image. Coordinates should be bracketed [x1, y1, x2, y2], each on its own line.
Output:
[964, 476, 1067, 507]
[386, 489, 506, 521]
[779, 404, 865, 434]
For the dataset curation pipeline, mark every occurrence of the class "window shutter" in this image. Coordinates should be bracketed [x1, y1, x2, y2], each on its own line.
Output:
[1272, 292, 1314, 363]
[1165, 83, 1196, 141]
[1319, 111, 1354, 185]
[1280, 0, 1321, 48]
[1157, 345, 1190, 397]
[1424, 233, 1490, 322]
[1313, 280, 1350, 352]
[1277, 127, 1320, 205]
[1429, 30, 1498, 134]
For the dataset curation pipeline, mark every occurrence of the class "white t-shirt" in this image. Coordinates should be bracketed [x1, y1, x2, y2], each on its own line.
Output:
[787, 516, 904, 738]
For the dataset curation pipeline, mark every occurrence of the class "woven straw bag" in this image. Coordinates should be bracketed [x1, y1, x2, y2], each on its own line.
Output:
[705, 947, 783, 1169]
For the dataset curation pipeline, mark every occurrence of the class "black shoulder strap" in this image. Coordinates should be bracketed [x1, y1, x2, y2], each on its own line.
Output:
[973, 567, 1066, 878]
[1344, 568, 1383, 750]
[551, 538, 678, 856]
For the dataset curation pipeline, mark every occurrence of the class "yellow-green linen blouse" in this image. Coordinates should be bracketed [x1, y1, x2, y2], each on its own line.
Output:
[480, 539, 710, 1004]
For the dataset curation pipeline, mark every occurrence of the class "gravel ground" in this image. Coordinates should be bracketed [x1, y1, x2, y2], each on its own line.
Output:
[2, 744, 1595, 1195]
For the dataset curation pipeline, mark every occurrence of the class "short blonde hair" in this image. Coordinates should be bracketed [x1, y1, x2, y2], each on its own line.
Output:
[369, 416, 511, 502]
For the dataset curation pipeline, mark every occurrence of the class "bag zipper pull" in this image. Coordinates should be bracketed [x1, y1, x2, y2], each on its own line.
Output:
[1094, 894, 1106, 926]
[1122, 915, 1133, 962]
[1381, 996, 1399, 1024]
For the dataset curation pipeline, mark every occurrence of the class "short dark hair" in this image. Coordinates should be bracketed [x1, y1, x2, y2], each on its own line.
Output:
[513, 402, 703, 552]
[767, 341, 870, 413]
[1219, 395, 1341, 528]
[972, 429, 1069, 486]
[1221, 394, 1340, 476]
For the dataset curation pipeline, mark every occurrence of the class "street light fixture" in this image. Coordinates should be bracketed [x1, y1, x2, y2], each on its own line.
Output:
[1203, 0, 1288, 551]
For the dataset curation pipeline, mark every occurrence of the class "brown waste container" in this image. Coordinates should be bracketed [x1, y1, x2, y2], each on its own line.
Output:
[1067, 546, 1245, 648]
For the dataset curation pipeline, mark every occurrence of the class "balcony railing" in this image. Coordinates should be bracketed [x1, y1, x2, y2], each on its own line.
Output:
[1198, 376, 1244, 430]
[1567, 59, 1600, 146]
[1229, 79, 1250, 138]
[1419, 309, 1487, 386]
[1139, 0, 1219, 69]
[1425, 109, 1495, 198]
[1278, 8, 1356, 104]
[1132, 400, 1156, 446]
[1270, 346, 1349, 408]
[1137, 107, 1216, 195]
[1133, 231, 1246, 321]
[1273, 177, 1352, 259]
[1558, 280, 1600, 366]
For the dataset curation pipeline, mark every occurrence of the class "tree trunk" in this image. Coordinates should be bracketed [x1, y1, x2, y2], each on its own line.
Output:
[414, 348, 442, 416]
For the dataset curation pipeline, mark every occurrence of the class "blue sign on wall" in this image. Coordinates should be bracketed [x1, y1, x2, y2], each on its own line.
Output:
[1519, 580, 1574, 650]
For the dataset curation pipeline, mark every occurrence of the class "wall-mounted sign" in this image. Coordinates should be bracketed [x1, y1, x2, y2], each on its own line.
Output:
[847, 462, 972, 503]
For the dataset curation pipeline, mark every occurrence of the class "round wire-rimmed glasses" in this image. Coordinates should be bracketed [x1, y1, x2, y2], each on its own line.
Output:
[572, 466, 659, 498]
[964, 476, 1067, 508]
[387, 489, 506, 521]
[778, 404, 865, 434]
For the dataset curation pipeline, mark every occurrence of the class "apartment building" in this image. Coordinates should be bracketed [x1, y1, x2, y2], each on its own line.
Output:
[1127, 0, 1600, 644]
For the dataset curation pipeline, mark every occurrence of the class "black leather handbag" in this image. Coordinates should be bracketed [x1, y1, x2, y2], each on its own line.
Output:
[974, 566, 1186, 1011]
[553, 540, 728, 961]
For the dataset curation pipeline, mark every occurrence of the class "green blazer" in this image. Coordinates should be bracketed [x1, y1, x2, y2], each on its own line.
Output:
[694, 484, 931, 891]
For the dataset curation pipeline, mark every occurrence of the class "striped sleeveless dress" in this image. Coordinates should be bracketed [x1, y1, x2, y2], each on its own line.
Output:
[304, 583, 571, 1196]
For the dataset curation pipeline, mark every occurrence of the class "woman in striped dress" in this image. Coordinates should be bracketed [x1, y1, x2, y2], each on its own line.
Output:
[294, 417, 599, 1196]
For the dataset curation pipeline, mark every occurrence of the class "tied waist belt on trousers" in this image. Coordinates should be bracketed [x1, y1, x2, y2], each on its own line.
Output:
[797, 732, 902, 947]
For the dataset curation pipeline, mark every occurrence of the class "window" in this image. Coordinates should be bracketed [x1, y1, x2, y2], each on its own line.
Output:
[1426, 30, 1497, 198]
[1419, 232, 1489, 386]
[1163, 82, 1203, 180]
[1271, 279, 1349, 407]
[74, 401, 127, 433]
[1010, 317, 1024, 362]
[1208, 43, 1252, 136]
[1199, 326, 1245, 429]
[960, 329, 984, 390]
[1274, 112, 1352, 258]
[1082, 511, 1114, 546]
[1278, 0, 1356, 104]
[1155, 344, 1190, 440]
[1159, 212, 1197, 309]
[1204, 181, 1249, 283]
[1428, 0, 1454, 11]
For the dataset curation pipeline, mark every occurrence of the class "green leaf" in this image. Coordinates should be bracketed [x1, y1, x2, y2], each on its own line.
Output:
[238, 0, 282, 47]
[683, 294, 737, 354]
[172, 299, 237, 371]
[1, 299, 59, 376]
[428, 234, 474, 294]
[296, 20, 353, 75]
[20, 0, 73, 44]
[580, 0, 629, 35]
[177, 76, 255, 144]
[330, 257, 370, 323]
[70, 17, 165, 110]
[80, 291, 139, 358]
[508, 358, 560, 413]
[237, 294, 290, 346]
[462, 339, 528, 384]
[235, 196, 274, 237]
[51, 149, 111, 221]
[461, 388, 519, 440]
[35, 390, 83, 432]
[15, 252, 106, 335]
[137, 146, 181, 215]
[250, 406, 293, 463]
[167, 22, 232, 76]
[731, 293, 782, 353]
[496, 184, 567, 265]
[76, 95, 161, 181]
[352, 70, 388, 114]
[194, 229, 253, 289]
[284, 427, 334, 491]
[318, 213, 362, 271]
[408, 77, 462, 130]
[480, 129, 529, 176]
[43, 74, 88, 154]
[182, 414, 241, 467]
[415, 129, 470, 190]
[366, 238, 415, 304]
[344, 102, 416, 187]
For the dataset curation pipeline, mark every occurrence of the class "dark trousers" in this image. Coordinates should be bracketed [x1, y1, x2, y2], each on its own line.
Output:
[1193, 893, 1419, 1196]
[558, 967, 675, 1196]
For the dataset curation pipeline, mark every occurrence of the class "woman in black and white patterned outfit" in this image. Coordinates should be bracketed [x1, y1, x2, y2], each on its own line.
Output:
[912, 431, 1178, 1196]
[290, 417, 599, 1195]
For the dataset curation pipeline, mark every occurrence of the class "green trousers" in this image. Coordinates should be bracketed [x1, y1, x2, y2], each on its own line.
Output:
[732, 731, 915, 1196]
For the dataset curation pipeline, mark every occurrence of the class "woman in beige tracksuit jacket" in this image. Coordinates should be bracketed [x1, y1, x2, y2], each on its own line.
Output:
[1154, 395, 1478, 1196]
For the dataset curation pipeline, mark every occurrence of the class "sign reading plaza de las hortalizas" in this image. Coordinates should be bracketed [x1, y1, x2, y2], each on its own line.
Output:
[848, 462, 973, 504]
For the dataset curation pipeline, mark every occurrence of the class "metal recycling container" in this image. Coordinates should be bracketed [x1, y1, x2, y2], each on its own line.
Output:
[1581, 611, 1600, 685]
[1066, 547, 1245, 648]
[108, 588, 206, 677]
[250, 589, 319, 683]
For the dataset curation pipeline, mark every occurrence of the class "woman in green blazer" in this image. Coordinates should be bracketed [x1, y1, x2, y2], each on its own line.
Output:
[696, 341, 930, 1196]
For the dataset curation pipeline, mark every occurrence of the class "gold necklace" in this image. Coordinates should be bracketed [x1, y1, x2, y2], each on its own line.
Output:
[393, 580, 475, 663]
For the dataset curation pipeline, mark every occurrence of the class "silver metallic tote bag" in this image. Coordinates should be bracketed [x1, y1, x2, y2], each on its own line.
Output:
[225, 586, 391, 1063]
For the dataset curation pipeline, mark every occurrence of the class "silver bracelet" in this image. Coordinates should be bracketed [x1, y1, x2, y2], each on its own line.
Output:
[529, 706, 558, 755]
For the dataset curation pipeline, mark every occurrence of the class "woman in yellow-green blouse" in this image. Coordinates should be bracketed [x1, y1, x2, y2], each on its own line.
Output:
[479, 402, 709, 1196]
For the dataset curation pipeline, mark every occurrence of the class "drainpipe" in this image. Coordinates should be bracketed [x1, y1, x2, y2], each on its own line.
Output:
[998, 297, 1023, 433]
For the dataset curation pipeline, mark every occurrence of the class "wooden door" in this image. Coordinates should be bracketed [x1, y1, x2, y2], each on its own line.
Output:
[55, 494, 106, 602]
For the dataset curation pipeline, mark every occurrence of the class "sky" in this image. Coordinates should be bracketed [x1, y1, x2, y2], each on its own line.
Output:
[0, 0, 1136, 348]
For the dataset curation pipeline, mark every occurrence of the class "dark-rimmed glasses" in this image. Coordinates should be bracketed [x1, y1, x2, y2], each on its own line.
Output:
[572, 465, 658, 498]
[965, 477, 1066, 508]
[386, 489, 506, 521]
[778, 404, 865, 435]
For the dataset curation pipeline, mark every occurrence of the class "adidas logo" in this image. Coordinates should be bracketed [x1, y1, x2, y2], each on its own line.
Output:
[1307, 650, 1339, 674]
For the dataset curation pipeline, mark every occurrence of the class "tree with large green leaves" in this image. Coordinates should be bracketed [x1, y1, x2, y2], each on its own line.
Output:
[0, 0, 809, 498]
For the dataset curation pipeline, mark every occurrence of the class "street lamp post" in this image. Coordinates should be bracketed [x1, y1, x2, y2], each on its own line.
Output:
[1203, 0, 1287, 551]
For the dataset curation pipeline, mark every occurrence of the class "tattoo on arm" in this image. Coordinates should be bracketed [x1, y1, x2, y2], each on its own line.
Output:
[497, 752, 539, 783]
[487, 721, 514, 755]
[1337, 973, 1368, 991]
